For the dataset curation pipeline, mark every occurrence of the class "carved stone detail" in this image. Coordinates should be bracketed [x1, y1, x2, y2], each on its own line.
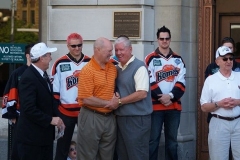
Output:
[204, 0, 215, 5]
[197, 0, 214, 159]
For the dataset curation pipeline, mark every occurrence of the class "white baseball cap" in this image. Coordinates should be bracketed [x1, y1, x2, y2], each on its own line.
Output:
[30, 42, 57, 59]
[215, 46, 233, 58]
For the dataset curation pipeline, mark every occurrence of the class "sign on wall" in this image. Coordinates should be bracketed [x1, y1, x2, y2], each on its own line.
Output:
[0, 43, 26, 64]
[113, 12, 141, 38]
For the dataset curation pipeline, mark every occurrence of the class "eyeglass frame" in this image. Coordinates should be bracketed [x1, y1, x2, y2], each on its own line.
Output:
[69, 44, 82, 48]
[222, 57, 234, 61]
[218, 51, 234, 61]
[158, 37, 171, 41]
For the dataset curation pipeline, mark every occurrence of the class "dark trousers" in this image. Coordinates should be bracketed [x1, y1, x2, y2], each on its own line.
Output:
[149, 110, 181, 160]
[17, 143, 53, 160]
[11, 122, 20, 160]
[117, 115, 151, 160]
[54, 112, 78, 160]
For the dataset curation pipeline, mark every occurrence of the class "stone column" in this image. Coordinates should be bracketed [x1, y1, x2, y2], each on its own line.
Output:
[154, 0, 198, 159]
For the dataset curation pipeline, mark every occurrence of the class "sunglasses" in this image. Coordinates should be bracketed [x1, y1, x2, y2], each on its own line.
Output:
[69, 148, 76, 152]
[69, 44, 82, 48]
[222, 57, 233, 61]
[158, 37, 170, 41]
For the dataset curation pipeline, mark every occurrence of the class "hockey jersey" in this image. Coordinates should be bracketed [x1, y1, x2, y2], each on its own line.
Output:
[145, 48, 186, 111]
[109, 55, 119, 65]
[2, 65, 28, 119]
[51, 53, 90, 117]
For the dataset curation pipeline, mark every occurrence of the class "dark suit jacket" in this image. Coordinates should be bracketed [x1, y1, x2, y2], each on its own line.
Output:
[16, 65, 58, 146]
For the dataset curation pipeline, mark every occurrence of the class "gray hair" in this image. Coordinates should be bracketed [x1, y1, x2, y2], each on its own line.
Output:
[30, 53, 49, 63]
[31, 57, 40, 63]
[114, 37, 131, 47]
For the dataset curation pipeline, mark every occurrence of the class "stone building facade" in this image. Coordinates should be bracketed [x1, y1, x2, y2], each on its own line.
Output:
[40, 1, 198, 159]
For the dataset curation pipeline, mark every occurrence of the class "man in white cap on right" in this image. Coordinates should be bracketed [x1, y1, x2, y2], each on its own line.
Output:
[200, 46, 240, 160]
[15, 42, 65, 160]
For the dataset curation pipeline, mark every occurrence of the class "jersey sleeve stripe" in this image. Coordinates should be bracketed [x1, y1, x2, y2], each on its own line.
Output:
[150, 83, 160, 90]
[51, 55, 69, 75]
[53, 94, 60, 100]
[145, 52, 158, 66]
[174, 82, 185, 91]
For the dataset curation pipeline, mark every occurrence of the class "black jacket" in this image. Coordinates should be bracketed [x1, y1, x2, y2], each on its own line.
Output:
[16, 65, 58, 146]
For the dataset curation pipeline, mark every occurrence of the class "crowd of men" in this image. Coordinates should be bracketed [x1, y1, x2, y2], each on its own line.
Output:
[2, 26, 188, 160]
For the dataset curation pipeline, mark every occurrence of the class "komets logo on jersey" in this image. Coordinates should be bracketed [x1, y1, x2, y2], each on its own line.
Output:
[156, 65, 180, 82]
[66, 70, 81, 90]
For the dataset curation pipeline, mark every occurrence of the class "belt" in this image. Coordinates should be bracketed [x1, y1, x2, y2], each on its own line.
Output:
[82, 106, 113, 116]
[212, 114, 240, 121]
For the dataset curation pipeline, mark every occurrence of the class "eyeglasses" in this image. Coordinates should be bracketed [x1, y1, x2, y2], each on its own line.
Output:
[69, 44, 82, 48]
[222, 57, 234, 61]
[69, 148, 76, 152]
[158, 37, 170, 41]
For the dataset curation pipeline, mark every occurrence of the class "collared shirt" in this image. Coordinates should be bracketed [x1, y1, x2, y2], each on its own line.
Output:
[200, 71, 240, 117]
[32, 64, 44, 77]
[118, 56, 149, 92]
[78, 56, 117, 113]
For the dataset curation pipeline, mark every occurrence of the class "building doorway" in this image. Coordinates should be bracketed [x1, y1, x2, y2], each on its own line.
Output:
[197, 0, 240, 159]
[219, 15, 240, 61]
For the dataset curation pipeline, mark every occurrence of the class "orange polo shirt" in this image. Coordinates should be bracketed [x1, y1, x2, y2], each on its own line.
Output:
[78, 57, 117, 113]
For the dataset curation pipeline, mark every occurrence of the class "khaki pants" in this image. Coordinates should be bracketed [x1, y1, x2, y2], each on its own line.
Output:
[77, 107, 116, 160]
[208, 117, 240, 160]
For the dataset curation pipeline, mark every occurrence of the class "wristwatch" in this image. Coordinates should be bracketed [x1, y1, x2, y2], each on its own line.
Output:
[214, 102, 219, 108]
[118, 99, 122, 106]
[168, 92, 174, 99]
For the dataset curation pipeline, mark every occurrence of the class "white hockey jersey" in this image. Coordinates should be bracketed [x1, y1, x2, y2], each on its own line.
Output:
[51, 53, 90, 117]
[145, 48, 186, 111]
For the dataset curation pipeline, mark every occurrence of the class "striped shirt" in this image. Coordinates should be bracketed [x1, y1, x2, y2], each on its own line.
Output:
[78, 56, 117, 113]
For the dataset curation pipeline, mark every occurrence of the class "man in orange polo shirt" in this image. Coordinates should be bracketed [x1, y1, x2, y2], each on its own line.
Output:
[77, 37, 119, 160]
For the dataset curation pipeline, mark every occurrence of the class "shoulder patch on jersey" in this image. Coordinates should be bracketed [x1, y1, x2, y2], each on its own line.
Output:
[153, 59, 162, 66]
[60, 64, 71, 72]
[234, 68, 240, 72]
[175, 58, 181, 65]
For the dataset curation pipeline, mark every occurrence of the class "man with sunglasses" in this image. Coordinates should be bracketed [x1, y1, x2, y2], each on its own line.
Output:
[204, 37, 240, 160]
[51, 33, 90, 160]
[145, 26, 186, 160]
[205, 37, 240, 123]
[200, 46, 240, 160]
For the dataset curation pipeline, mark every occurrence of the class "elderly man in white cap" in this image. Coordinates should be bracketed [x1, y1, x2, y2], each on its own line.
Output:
[15, 42, 65, 160]
[200, 46, 240, 160]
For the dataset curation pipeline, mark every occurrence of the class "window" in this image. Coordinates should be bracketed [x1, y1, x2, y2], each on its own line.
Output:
[231, 24, 240, 59]
[30, 0, 35, 7]
[22, 11, 27, 24]
[31, 10, 35, 24]
[22, 0, 27, 7]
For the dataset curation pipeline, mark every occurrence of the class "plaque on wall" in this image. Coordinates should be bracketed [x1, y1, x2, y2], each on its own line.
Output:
[113, 12, 141, 38]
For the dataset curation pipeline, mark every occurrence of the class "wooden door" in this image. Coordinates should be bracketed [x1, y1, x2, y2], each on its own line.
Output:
[220, 15, 240, 60]
[197, 0, 240, 159]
